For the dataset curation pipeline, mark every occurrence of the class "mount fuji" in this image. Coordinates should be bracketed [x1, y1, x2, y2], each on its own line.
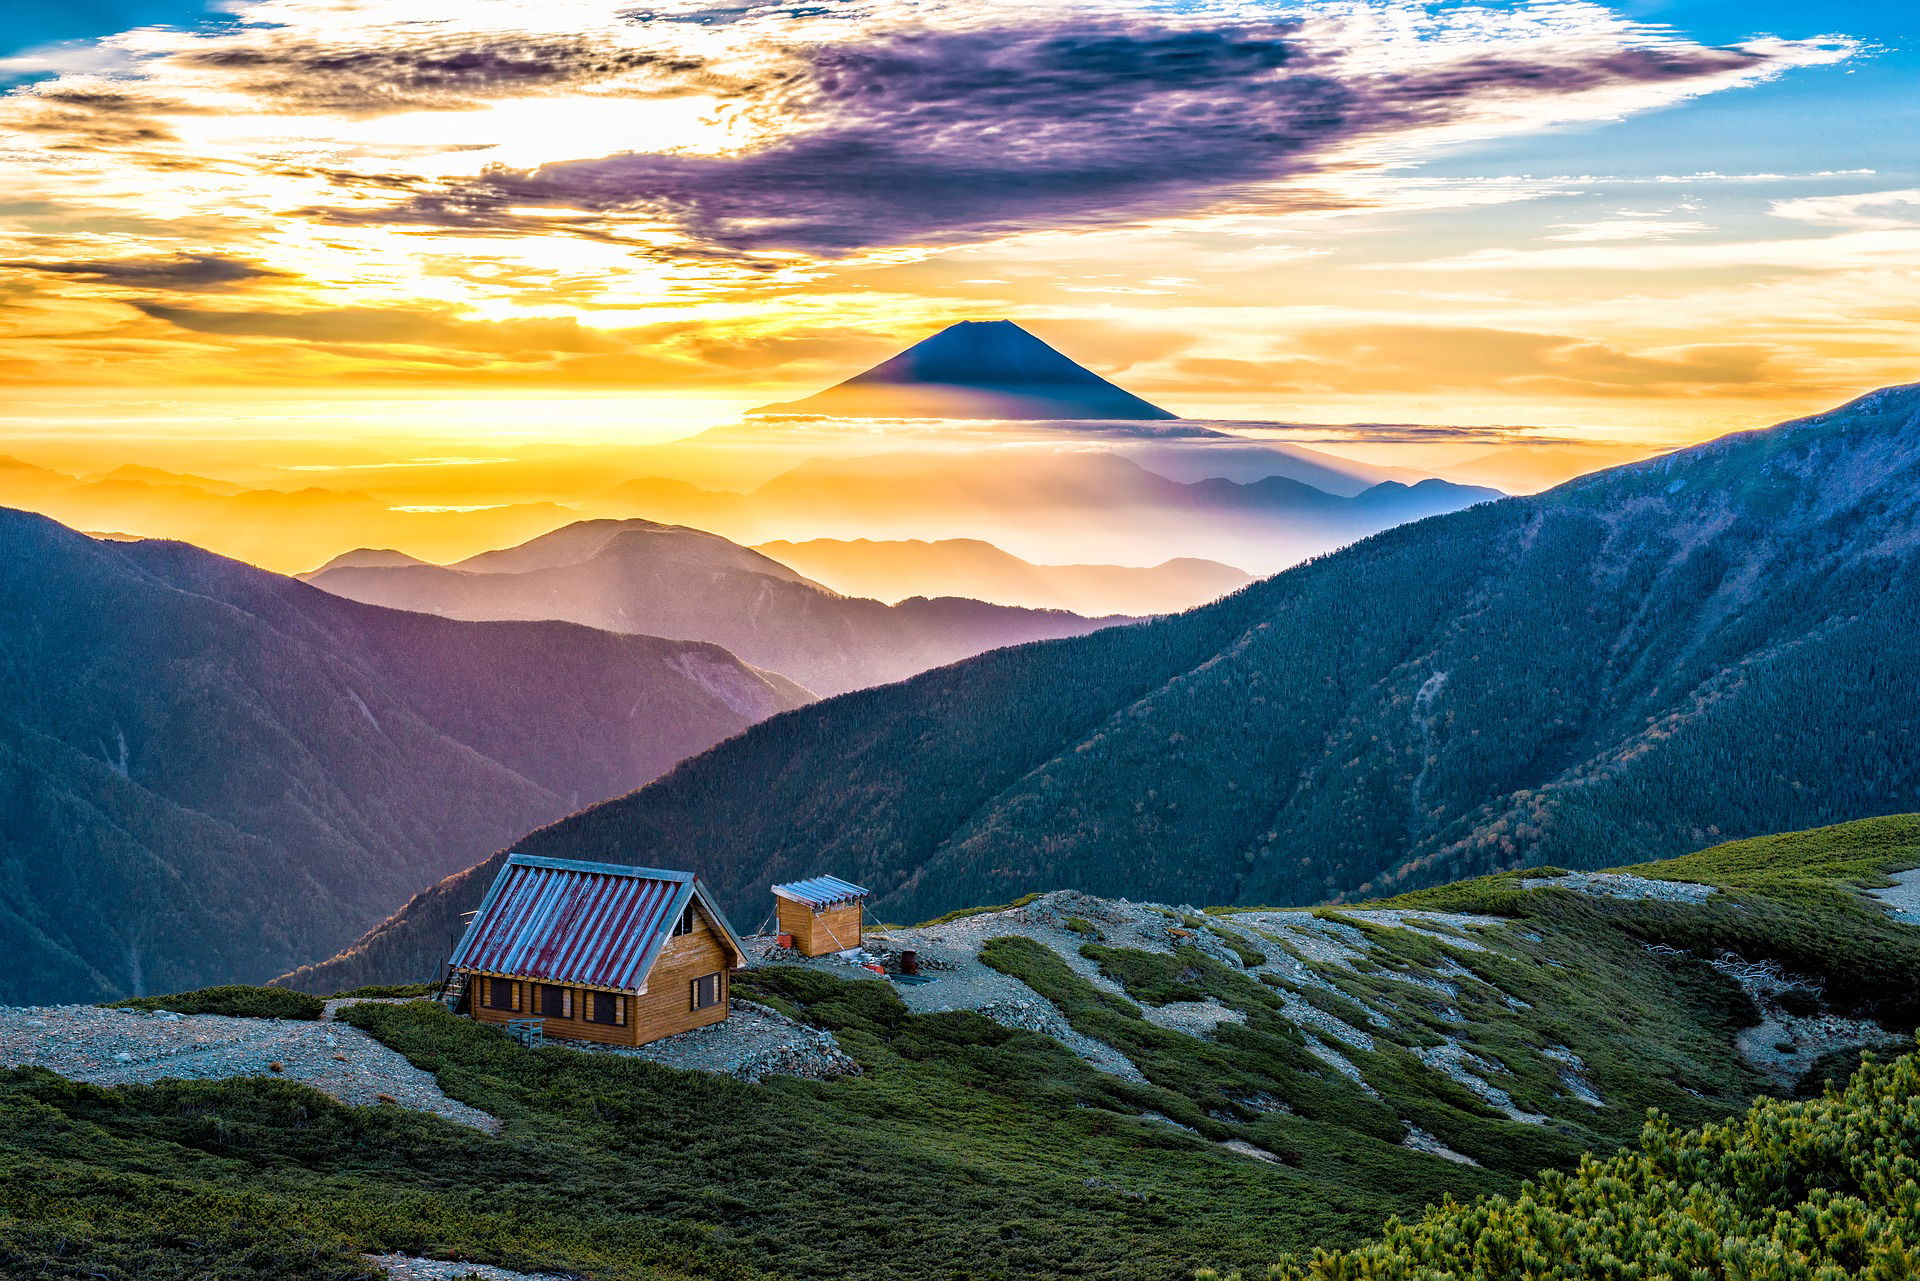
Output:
[752, 319, 1179, 420]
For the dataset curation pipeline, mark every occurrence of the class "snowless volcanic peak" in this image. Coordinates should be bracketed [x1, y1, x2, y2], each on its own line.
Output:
[754, 320, 1179, 420]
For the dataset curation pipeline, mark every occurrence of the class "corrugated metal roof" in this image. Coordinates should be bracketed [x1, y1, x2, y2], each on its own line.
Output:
[771, 874, 869, 908]
[449, 854, 744, 991]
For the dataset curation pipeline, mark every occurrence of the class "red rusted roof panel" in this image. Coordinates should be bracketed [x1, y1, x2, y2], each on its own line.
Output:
[450, 855, 689, 991]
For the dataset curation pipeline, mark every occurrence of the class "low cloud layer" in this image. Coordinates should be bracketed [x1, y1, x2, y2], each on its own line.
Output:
[1175, 325, 1788, 399]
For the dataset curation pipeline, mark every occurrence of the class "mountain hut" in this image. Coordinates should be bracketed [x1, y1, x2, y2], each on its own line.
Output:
[448, 853, 747, 1047]
[772, 875, 869, 956]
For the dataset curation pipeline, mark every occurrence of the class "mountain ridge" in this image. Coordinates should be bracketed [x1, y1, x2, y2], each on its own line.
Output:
[303, 516, 1128, 695]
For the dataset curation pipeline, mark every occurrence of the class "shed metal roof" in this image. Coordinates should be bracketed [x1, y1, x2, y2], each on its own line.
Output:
[450, 853, 745, 991]
[771, 874, 869, 908]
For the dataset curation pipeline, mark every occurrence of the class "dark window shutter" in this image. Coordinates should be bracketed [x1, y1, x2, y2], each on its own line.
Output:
[691, 973, 722, 1011]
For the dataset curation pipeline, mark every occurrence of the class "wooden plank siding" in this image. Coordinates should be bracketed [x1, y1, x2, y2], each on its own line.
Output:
[467, 904, 735, 1048]
[778, 897, 862, 956]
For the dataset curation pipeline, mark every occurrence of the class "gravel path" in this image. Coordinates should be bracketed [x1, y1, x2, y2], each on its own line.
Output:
[1869, 868, 1920, 925]
[0, 1002, 497, 1132]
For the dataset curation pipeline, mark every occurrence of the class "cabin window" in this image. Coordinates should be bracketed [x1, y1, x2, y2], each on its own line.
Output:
[485, 978, 517, 1011]
[691, 972, 723, 1011]
[535, 983, 569, 1019]
[587, 992, 624, 1026]
[671, 905, 696, 937]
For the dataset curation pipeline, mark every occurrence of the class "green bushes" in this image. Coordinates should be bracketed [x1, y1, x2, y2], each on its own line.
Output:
[1206, 924, 1268, 967]
[105, 985, 326, 1021]
[328, 982, 437, 999]
[1234, 1041, 1920, 1281]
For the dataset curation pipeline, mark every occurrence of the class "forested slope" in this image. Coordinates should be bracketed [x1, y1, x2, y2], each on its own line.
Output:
[300, 384, 1920, 979]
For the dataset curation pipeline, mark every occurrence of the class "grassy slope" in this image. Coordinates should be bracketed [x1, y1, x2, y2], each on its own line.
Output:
[1387, 813, 1920, 1022]
[3, 816, 1917, 1280]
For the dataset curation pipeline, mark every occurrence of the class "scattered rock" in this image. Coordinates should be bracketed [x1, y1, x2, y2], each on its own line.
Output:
[366, 1253, 578, 1280]
[1412, 1039, 1547, 1124]
[1519, 872, 1715, 905]
[1703, 952, 1900, 1085]
[572, 1000, 859, 1083]
[1868, 867, 1920, 925]
[1401, 1124, 1480, 1166]
[1220, 1138, 1284, 1163]
[1542, 1044, 1605, 1107]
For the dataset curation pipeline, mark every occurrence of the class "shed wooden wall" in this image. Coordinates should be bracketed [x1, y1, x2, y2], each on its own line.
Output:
[467, 902, 736, 1047]
[778, 898, 862, 956]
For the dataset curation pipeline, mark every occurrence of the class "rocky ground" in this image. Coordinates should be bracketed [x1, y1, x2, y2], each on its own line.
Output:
[574, 1000, 860, 1082]
[0, 1000, 497, 1131]
[1870, 867, 1920, 925]
[1517, 871, 1716, 904]
[1698, 950, 1904, 1086]
[367, 1254, 576, 1280]
[736, 889, 1540, 1161]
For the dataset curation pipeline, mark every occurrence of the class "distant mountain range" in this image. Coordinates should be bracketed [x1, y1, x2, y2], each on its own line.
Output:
[600, 451, 1500, 572]
[304, 518, 1127, 696]
[0, 509, 810, 1004]
[0, 452, 578, 574]
[295, 383, 1920, 986]
[755, 538, 1254, 615]
[752, 319, 1177, 420]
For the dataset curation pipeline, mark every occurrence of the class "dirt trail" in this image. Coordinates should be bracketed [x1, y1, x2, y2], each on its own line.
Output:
[0, 1001, 497, 1131]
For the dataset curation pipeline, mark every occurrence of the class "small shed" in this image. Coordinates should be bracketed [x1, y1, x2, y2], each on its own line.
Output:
[772, 875, 869, 956]
[449, 853, 747, 1048]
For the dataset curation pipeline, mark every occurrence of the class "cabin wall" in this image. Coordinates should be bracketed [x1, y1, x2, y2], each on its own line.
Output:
[470, 975, 640, 1046]
[464, 905, 737, 1048]
[778, 898, 863, 956]
[630, 914, 732, 1045]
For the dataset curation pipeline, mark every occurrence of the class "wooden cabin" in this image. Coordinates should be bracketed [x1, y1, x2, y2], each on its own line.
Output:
[772, 875, 869, 957]
[449, 853, 747, 1048]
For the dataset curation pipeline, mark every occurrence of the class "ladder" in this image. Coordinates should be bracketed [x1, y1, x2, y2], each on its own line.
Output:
[437, 967, 468, 1011]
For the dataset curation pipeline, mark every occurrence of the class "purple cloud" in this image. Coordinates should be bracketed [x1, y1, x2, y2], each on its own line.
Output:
[178, 34, 715, 116]
[322, 15, 1776, 256]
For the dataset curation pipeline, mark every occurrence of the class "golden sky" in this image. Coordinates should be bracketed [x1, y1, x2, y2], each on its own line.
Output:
[0, 0, 1913, 450]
